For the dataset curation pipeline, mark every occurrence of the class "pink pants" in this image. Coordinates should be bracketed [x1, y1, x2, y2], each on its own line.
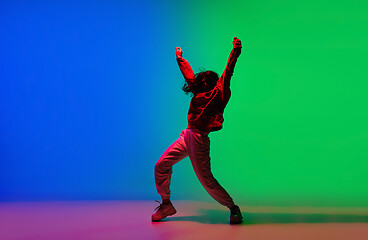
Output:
[154, 128, 234, 208]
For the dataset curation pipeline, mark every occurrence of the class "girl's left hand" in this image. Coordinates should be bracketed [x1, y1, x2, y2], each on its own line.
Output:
[233, 37, 242, 48]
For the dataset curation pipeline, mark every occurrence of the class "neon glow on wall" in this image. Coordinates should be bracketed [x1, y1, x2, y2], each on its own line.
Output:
[0, 0, 367, 207]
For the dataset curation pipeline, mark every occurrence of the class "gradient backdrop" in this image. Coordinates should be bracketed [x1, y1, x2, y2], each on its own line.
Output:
[1, 0, 367, 207]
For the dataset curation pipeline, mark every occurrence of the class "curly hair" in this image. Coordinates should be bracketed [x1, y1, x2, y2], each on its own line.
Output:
[182, 70, 219, 96]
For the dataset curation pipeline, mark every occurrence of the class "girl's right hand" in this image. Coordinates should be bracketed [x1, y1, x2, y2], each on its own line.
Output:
[176, 47, 183, 58]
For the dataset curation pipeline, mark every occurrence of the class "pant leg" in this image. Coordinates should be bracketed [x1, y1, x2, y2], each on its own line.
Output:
[155, 130, 188, 200]
[185, 129, 234, 208]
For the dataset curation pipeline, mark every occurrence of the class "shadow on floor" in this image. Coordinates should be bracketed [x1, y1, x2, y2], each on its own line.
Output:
[164, 209, 368, 225]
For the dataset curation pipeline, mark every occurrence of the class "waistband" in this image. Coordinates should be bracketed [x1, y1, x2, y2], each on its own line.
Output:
[186, 128, 209, 136]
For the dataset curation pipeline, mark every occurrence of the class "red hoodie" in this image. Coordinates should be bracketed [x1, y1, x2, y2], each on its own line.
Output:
[177, 47, 241, 132]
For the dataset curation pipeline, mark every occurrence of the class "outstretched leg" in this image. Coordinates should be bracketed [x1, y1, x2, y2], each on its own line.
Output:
[185, 129, 243, 223]
[185, 129, 235, 208]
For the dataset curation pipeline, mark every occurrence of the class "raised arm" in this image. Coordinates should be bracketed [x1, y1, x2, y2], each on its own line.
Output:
[176, 47, 195, 85]
[220, 37, 242, 102]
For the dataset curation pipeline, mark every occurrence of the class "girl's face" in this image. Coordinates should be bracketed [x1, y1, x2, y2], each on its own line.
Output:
[194, 71, 219, 93]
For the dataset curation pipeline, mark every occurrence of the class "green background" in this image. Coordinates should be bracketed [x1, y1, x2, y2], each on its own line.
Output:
[160, 0, 368, 207]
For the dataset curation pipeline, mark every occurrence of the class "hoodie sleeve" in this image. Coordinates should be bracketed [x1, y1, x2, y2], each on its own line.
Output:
[219, 47, 241, 103]
[177, 56, 196, 85]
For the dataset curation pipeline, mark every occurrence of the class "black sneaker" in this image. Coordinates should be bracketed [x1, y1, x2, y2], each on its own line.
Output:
[230, 205, 243, 224]
[151, 201, 177, 222]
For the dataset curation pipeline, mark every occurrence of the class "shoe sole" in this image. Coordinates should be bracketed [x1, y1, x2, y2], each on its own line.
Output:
[230, 217, 243, 224]
[151, 209, 177, 222]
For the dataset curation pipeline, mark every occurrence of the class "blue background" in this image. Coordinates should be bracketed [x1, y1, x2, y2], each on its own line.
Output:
[1, 0, 169, 201]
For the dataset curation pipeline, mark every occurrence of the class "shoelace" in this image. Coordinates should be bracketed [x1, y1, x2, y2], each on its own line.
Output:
[154, 200, 163, 211]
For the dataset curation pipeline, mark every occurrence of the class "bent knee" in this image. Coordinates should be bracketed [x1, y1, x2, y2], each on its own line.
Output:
[155, 159, 172, 173]
[154, 161, 163, 172]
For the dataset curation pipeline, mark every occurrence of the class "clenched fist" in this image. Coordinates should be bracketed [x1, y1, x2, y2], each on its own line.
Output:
[176, 47, 183, 58]
[233, 37, 242, 48]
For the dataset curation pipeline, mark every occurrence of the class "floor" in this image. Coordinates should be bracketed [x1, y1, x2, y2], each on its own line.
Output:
[0, 200, 367, 240]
